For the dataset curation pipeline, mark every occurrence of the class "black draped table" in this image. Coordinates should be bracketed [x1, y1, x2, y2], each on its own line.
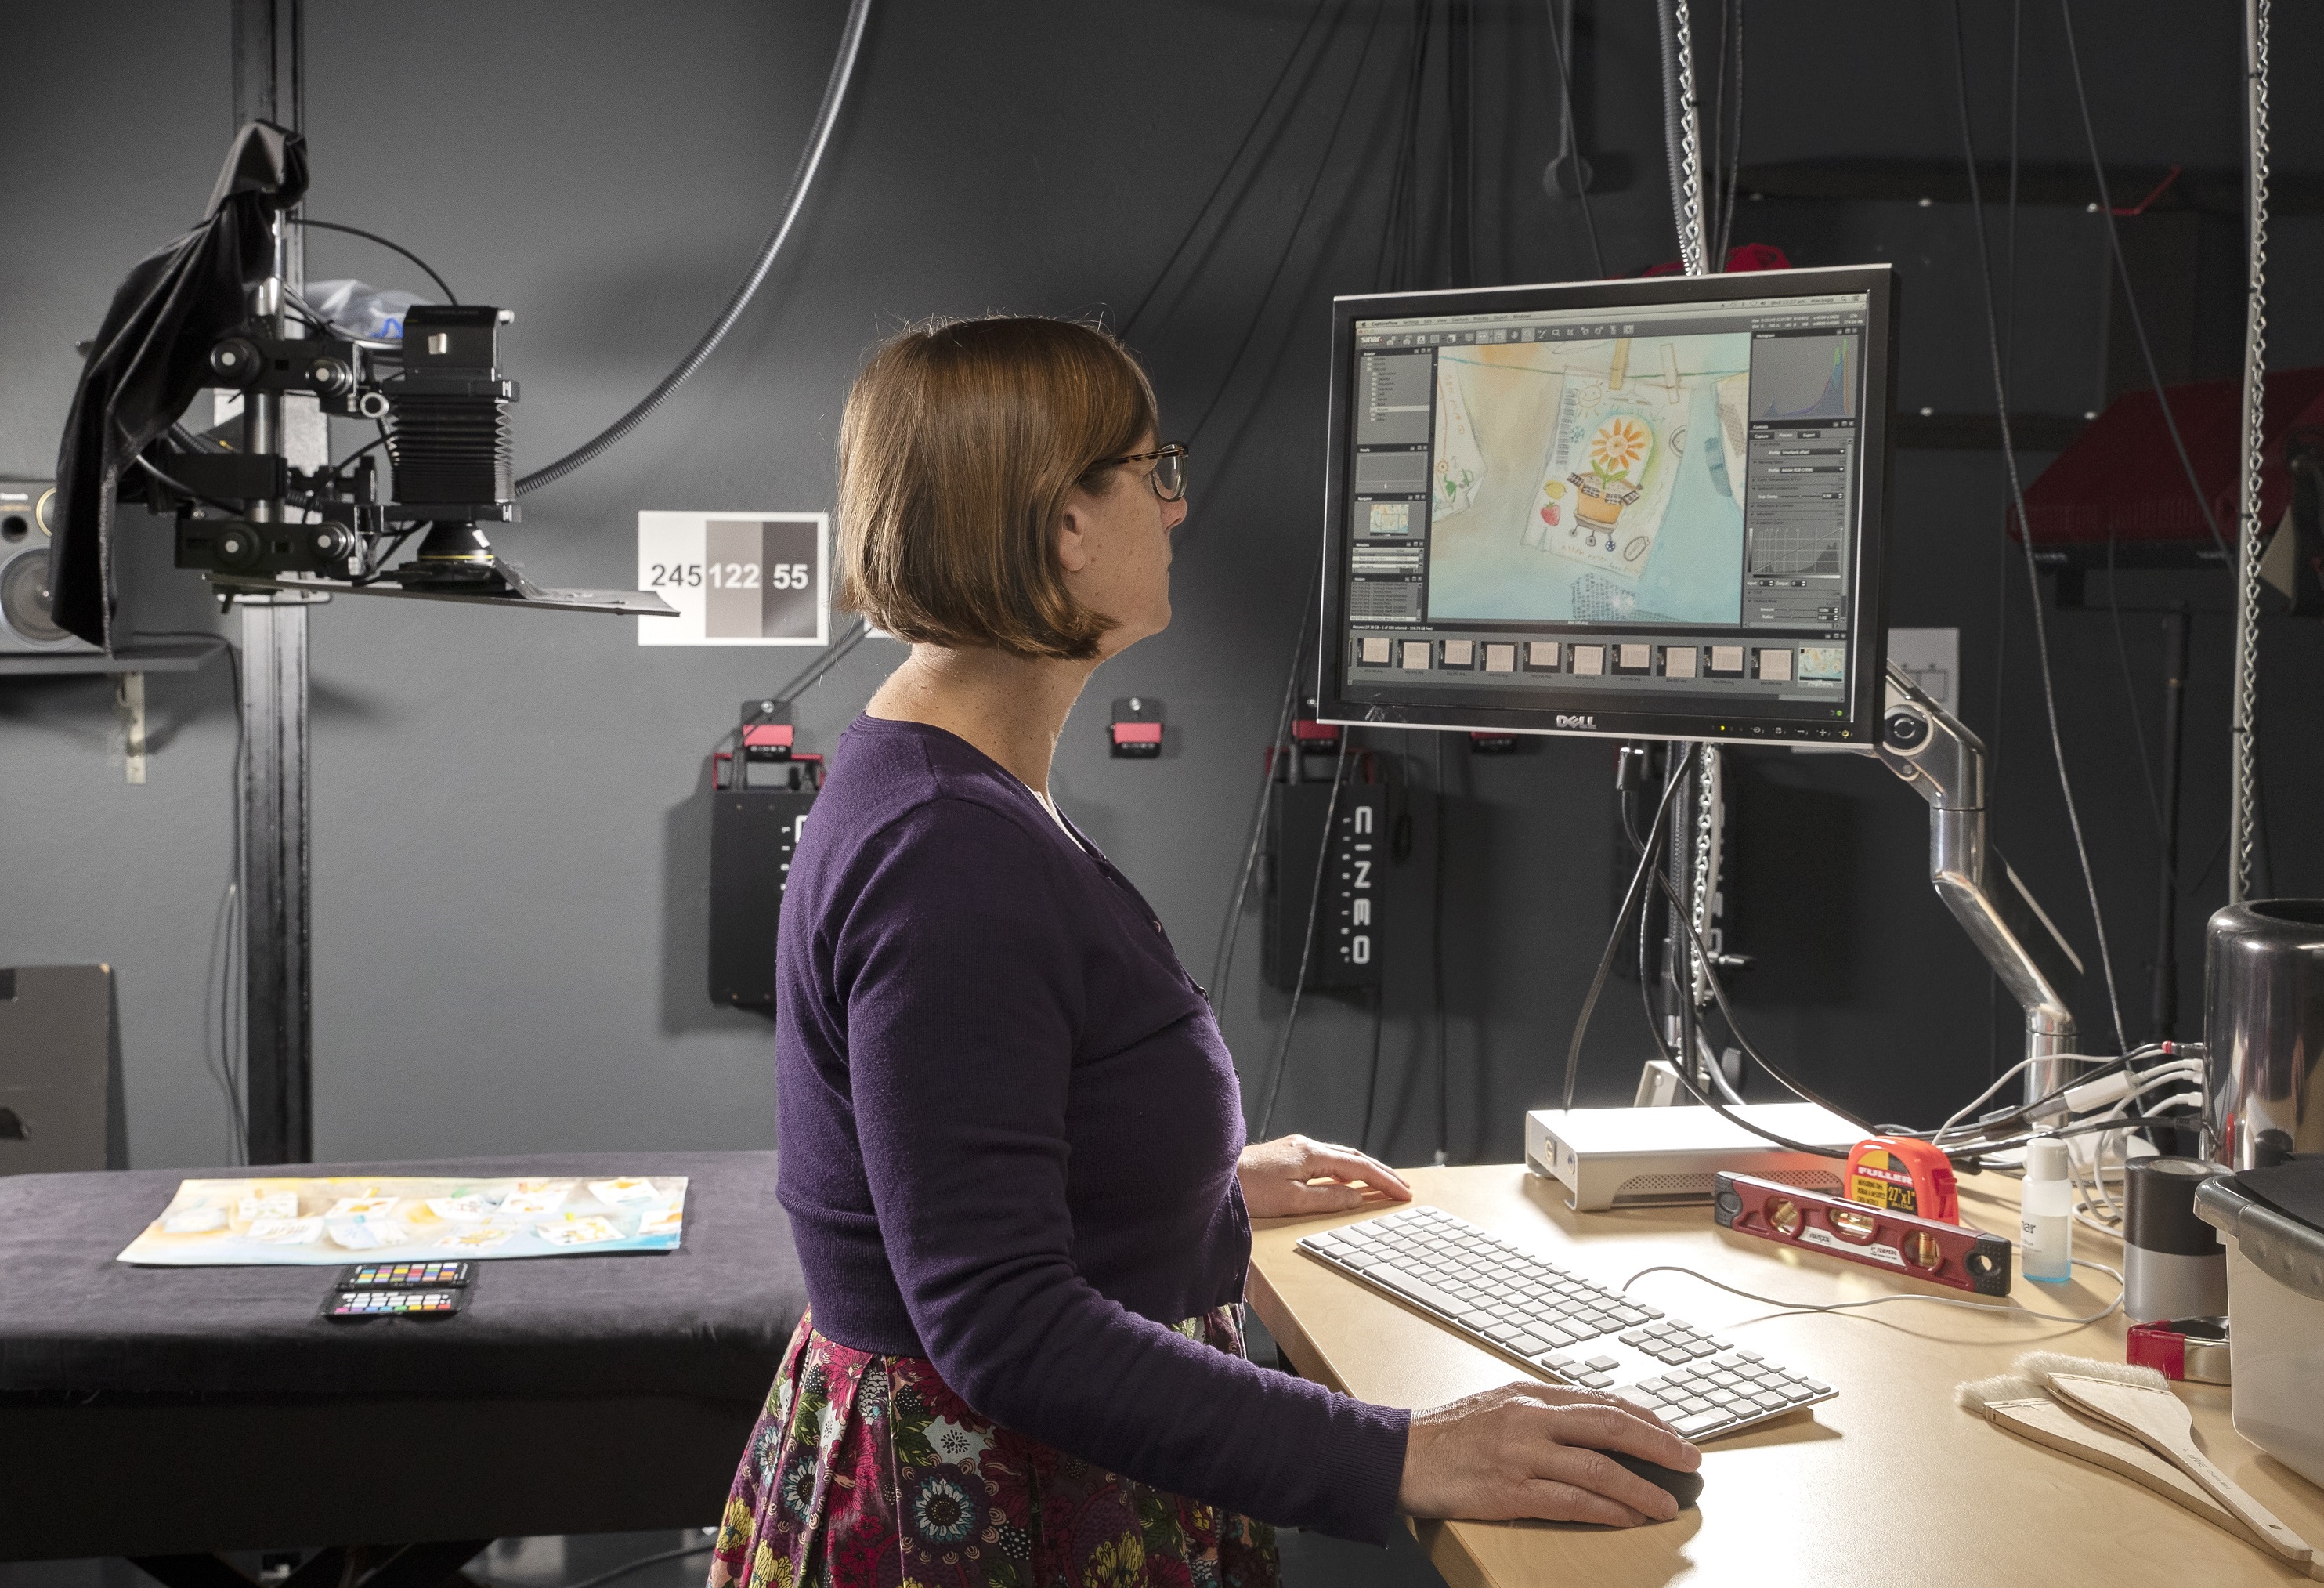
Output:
[0, 1150, 803, 1578]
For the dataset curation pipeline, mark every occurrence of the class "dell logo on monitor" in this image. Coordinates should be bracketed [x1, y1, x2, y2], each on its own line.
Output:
[1556, 714, 1596, 729]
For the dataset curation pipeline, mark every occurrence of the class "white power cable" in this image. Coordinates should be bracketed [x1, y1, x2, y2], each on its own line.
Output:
[1935, 1054, 2044, 1142]
[1625, 1259, 2127, 1328]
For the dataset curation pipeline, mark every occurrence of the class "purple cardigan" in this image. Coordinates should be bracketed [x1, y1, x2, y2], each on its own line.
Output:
[773, 714, 1411, 1543]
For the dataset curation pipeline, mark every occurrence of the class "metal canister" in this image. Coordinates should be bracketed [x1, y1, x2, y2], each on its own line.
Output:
[2123, 1156, 2228, 1322]
[2204, 900, 2324, 1170]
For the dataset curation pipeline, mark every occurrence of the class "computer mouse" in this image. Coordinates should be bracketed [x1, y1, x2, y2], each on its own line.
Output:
[1605, 1448, 1704, 1512]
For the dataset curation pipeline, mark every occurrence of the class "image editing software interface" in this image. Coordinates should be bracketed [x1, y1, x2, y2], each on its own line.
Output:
[1328, 273, 1889, 741]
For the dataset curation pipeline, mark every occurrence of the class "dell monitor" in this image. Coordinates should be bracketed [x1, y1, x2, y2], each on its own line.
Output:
[1318, 264, 1897, 744]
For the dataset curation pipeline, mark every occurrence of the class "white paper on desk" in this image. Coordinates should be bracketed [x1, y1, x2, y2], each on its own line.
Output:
[246, 1217, 324, 1245]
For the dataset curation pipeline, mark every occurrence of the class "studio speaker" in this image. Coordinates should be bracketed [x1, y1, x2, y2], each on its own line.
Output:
[0, 480, 95, 655]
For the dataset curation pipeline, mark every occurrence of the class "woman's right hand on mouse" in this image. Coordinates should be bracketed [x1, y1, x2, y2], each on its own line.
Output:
[1397, 1381, 1702, 1526]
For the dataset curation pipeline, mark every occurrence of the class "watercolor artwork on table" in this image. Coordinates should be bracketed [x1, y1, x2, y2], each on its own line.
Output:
[117, 1174, 688, 1265]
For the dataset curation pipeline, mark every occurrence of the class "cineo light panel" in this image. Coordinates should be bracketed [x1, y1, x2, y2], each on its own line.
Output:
[1318, 265, 1897, 744]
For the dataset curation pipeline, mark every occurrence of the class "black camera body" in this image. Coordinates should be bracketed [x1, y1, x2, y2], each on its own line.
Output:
[164, 304, 519, 586]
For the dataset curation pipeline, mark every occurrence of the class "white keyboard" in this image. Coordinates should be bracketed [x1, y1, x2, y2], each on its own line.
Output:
[1296, 1204, 1836, 1440]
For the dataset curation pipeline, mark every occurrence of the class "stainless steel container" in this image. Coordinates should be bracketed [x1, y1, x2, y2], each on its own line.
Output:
[2204, 899, 2324, 1170]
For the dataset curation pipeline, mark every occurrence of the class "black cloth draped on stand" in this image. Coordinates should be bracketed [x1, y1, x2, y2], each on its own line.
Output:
[49, 120, 305, 647]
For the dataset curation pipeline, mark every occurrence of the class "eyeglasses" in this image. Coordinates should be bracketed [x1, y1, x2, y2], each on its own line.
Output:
[1095, 442, 1190, 502]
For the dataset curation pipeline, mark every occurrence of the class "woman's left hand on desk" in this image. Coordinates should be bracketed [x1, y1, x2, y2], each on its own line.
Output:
[1236, 1135, 1413, 1218]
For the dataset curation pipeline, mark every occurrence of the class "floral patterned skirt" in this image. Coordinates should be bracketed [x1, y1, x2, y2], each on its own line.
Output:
[708, 1307, 1280, 1588]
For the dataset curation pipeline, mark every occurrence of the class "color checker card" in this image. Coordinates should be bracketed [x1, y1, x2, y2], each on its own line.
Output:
[339, 1260, 473, 1289]
[321, 1287, 467, 1320]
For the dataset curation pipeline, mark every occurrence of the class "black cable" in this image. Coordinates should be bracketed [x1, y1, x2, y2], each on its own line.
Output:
[1713, 0, 1744, 267]
[1541, 0, 1606, 277]
[1375, 2, 1436, 292]
[1950, 0, 2131, 1054]
[713, 617, 877, 781]
[2102, 536, 2167, 844]
[352, 526, 422, 586]
[772, 616, 873, 707]
[1126, 0, 1335, 338]
[290, 219, 458, 305]
[1562, 745, 1692, 1111]
[1184, 0, 1392, 449]
[1897, 1049, 2164, 1145]
[1258, 736, 1353, 1140]
[1646, 996, 1850, 1158]
[1966, 1108, 2208, 1159]
[1708, 0, 1731, 255]
[1432, 732, 1449, 1163]
[1209, 549, 1319, 1013]
[1986, 0, 2022, 1089]
[1645, 861, 1878, 1140]
[323, 431, 391, 483]
[515, 0, 873, 496]
[1358, 983, 1386, 1156]
[2054, 0, 2230, 559]
[170, 421, 231, 454]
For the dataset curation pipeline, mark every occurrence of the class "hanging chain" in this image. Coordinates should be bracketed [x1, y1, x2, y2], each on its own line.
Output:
[1690, 744, 1719, 1011]
[1670, 1, 1715, 1012]
[2229, 0, 2272, 902]
[1673, 0, 1709, 275]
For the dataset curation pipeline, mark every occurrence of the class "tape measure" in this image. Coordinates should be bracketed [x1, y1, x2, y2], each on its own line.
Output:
[1844, 1137, 1958, 1224]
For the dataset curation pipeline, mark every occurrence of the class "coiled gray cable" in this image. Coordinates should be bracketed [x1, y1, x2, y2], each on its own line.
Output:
[1654, 0, 1692, 272]
[1654, 0, 1708, 273]
[515, 0, 873, 494]
[2228, 0, 2272, 902]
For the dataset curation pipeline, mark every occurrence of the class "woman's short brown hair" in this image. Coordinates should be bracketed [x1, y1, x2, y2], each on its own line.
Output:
[836, 315, 1157, 660]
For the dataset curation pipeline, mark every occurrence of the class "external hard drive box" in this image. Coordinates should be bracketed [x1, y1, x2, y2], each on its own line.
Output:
[1524, 1104, 1867, 1211]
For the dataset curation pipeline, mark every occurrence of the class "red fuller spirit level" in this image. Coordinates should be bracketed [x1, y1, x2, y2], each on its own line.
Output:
[1715, 1171, 2014, 1296]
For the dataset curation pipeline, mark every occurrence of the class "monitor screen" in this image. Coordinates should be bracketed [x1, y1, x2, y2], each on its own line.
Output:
[1317, 265, 1896, 744]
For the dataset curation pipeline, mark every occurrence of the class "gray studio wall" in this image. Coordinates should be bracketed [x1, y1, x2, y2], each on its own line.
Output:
[2, 1, 2318, 1175]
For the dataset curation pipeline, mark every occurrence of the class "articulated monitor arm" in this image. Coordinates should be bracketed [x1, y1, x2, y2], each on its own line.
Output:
[1871, 662, 2087, 1100]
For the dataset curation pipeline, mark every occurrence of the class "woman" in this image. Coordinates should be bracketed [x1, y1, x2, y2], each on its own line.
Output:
[710, 316, 1697, 1588]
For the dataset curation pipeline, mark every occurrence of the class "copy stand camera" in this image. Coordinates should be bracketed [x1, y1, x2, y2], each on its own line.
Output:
[111, 128, 674, 619]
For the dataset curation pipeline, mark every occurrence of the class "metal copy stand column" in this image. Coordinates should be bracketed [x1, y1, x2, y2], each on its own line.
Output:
[233, 0, 314, 1163]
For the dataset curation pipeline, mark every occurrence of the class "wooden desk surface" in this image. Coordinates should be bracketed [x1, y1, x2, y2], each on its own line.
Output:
[1248, 1163, 2324, 1588]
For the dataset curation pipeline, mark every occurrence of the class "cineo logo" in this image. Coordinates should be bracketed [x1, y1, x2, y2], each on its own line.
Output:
[1556, 714, 1596, 729]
